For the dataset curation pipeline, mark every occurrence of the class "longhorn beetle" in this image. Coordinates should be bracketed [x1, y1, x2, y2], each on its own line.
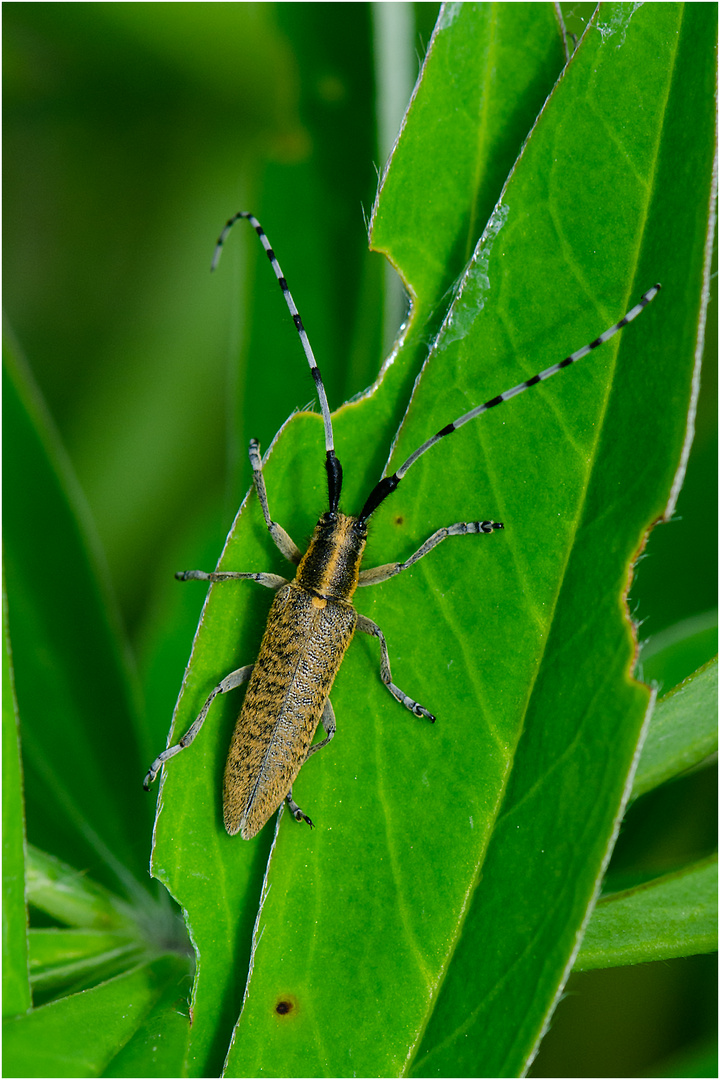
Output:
[144, 211, 660, 840]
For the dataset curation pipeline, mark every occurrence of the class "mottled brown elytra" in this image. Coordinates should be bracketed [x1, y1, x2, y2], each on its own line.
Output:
[144, 211, 660, 839]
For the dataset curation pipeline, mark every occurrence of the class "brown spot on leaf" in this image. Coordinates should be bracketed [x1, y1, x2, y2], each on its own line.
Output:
[274, 994, 299, 1017]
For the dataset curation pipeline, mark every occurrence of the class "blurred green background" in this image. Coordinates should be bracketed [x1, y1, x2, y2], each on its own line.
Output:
[4, 4, 716, 1077]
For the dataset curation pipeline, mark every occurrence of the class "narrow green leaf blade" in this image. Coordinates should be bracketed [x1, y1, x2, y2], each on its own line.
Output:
[2, 341, 149, 897]
[2, 579, 31, 1018]
[26, 847, 137, 935]
[651, 1040, 719, 1079]
[575, 856, 718, 970]
[632, 658, 718, 801]
[29, 929, 143, 994]
[640, 609, 718, 693]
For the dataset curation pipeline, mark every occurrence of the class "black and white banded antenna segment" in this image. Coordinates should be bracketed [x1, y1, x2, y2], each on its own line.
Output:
[212, 212, 343, 513]
[359, 284, 661, 522]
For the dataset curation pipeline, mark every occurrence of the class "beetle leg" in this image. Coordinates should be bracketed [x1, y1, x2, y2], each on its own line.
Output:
[283, 701, 336, 831]
[175, 569, 288, 589]
[143, 664, 254, 789]
[305, 698, 336, 760]
[357, 519, 503, 587]
[356, 614, 435, 722]
[286, 788, 314, 829]
[175, 434, 308, 585]
[248, 438, 303, 564]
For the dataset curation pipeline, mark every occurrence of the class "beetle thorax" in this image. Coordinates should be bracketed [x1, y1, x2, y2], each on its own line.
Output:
[295, 511, 367, 602]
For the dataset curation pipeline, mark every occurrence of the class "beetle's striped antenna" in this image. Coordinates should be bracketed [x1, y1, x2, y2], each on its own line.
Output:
[359, 284, 661, 523]
[213, 212, 343, 513]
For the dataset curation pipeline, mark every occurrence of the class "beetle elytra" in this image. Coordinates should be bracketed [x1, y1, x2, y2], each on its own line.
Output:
[144, 211, 660, 839]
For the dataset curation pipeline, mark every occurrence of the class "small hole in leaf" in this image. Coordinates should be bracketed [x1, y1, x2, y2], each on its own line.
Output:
[275, 996, 298, 1017]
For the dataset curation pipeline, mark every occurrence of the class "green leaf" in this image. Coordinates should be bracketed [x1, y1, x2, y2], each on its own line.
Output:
[575, 855, 718, 970]
[29, 929, 144, 994]
[12, 846, 194, 1071]
[1, 954, 189, 1079]
[2, 339, 150, 898]
[651, 1039, 719, 1079]
[2, 575, 31, 1018]
[24, 846, 192, 1011]
[371, 1, 567, 450]
[101, 969, 192, 1079]
[145, 4, 716, 1078]
[372, 3, 566, 306]
[632, 658, 718, 802]
[26, 847, 138, 934]
[150, 6, 568, 1074]
[3, 335, 195, 1070]
[406, 10, 714, 1072]
[640, 609, 718, 692]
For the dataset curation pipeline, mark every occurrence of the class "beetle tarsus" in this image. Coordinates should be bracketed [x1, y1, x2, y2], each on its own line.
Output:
[293, 808, 314, 829]
[287, 790, 314, 829]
